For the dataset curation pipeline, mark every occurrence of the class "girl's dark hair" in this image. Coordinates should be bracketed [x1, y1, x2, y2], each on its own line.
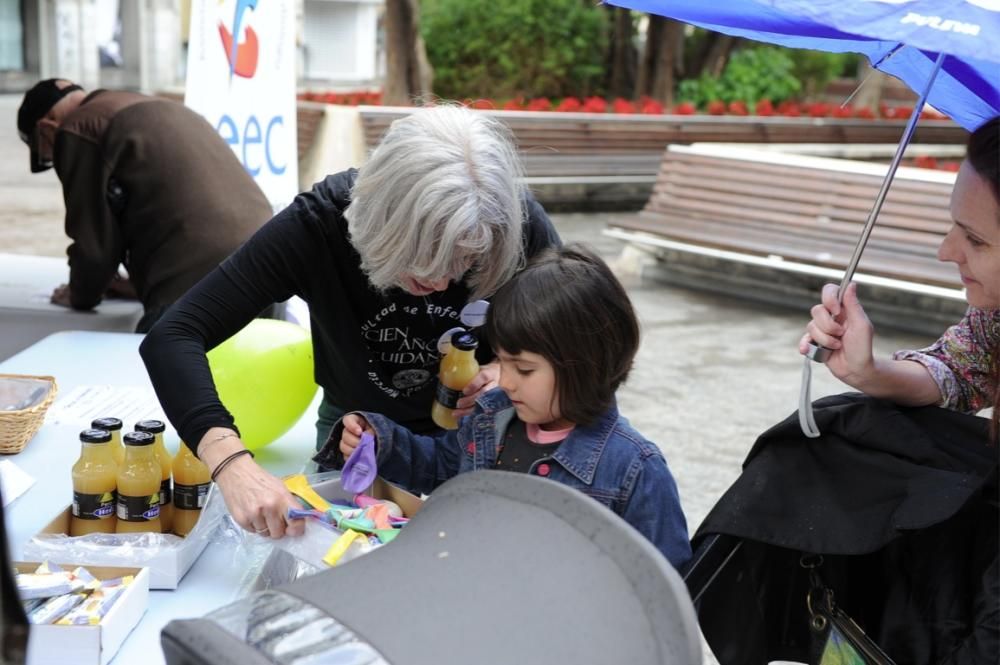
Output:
[485, 243, 640, 427]
[968, 117, 1000, 442]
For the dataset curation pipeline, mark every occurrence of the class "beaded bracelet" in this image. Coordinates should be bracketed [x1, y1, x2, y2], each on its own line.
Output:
[210, 449, 255, 482]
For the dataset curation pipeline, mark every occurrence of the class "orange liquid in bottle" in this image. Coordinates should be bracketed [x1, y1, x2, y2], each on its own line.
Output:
[172, 442, 211, 536]
[91, 417, 124, 466]
[135, 420, 173, 533]
[70, 429, 118, 536]
[431, 331, 480, 430]
[116, 431, 162, 534]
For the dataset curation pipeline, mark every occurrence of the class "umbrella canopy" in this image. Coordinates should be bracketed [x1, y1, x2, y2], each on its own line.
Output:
[606, 0, 1000, 131]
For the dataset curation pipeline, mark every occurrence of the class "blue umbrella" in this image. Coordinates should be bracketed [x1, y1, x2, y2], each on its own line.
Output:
[606, 0, 1000, 130]
[606, 0, 1000, 436]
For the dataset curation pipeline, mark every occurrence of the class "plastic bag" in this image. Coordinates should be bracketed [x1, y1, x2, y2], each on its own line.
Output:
[0, 377, 51, 412]
[23, 483, 226, 589]
[232, 470, 396, 597]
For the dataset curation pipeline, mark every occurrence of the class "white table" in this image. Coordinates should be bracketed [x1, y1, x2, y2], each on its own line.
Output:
[1, 330, 320, 664]
[0, 254, 144, 361]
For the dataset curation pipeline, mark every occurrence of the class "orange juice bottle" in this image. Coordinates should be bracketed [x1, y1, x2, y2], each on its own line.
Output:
[431, 331, 480, 430]
[135, 420, 173, 533]
[70, 429, 118, 536]
[116, 431, 162, 534]
[172, 442, 211, 537]
[91, 417, 124, 466]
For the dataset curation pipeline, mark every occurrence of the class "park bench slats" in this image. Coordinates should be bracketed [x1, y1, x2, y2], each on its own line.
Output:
[611, 144, 961, 291]
[652, 174, 951, 236]
[622, 211, 959, 287]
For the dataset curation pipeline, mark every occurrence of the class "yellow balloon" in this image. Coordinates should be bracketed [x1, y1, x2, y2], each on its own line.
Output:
[207, 319, 318, 450]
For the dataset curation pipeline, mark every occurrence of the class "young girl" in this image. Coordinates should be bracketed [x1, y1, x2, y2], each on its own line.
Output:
[321, 244, 691, 569]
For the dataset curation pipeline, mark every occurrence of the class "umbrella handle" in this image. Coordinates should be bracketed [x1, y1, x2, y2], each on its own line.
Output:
[805, 342, 832, 363]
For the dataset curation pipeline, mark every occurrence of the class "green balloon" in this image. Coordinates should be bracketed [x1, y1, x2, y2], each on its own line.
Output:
[207, 319, 318, 450]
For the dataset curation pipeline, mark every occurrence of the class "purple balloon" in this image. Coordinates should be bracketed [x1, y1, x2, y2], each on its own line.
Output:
[342, 431, 377, 494]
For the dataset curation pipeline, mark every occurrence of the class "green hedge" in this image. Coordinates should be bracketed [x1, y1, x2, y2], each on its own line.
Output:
[422, 0, 608, 101]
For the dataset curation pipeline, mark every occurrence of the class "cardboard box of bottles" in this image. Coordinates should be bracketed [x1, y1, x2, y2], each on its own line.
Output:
[17, 562, 150, 665]
[27, 500, 218, 590]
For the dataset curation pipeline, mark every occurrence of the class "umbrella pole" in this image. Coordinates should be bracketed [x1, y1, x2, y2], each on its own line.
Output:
[806, 51, 947, 363]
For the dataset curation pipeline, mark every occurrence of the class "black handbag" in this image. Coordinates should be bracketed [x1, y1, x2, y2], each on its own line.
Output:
[804, 556, 896, 665]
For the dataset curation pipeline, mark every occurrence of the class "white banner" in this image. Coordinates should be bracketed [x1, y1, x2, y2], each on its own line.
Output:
[185, 0, 298, 211]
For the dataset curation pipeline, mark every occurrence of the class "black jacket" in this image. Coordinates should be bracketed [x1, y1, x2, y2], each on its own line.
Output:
[141, 171, 560, 454]
[690, 393, 998, 665]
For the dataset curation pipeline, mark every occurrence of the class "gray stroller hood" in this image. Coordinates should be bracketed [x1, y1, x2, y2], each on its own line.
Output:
[162, 470, 700, 665]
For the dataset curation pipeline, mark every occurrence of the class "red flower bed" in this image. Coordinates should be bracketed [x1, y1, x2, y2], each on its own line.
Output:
[297, 90, 950, 122]
[299, 90, 382, 106]
[909, 155, 961, 172]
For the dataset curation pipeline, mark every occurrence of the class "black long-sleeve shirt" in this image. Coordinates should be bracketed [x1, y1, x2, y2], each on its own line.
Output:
[140, 170, 561, 455]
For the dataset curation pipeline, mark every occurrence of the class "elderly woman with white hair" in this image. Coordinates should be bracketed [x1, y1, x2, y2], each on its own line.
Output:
[140, 105, 561, 538]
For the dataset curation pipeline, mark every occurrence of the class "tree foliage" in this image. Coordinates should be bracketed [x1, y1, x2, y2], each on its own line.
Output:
[421, 0, 608, 101]
[677, 46, 801, 108]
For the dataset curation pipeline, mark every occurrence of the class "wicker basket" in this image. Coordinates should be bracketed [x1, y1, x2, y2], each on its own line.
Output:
[0, 374, 58, 454]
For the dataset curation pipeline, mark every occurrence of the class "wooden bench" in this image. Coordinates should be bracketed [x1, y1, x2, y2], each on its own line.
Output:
[606, 144, 967, 334]
[355, 107, 967, 210]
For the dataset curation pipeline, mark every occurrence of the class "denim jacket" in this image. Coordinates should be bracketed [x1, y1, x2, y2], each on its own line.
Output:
[315, 389, 691, 569]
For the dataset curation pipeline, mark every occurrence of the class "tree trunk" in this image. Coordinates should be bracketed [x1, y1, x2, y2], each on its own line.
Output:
[604, 7, 637, 99]
[692, 33, 736, 78]
[383, 0, 433, 106]
[851, 58, 886, 110]
[638, 16, 684, 107]
[636, 15, 662, 97]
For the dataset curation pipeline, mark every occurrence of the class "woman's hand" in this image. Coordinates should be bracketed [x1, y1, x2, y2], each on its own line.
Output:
[454, 361, 499, 417]
[198, 428, 304, 539]
[340, 413, 373, 458]
[799, 282, 876, 387]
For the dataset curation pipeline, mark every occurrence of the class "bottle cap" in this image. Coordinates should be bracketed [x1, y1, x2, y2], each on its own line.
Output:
[134, 419, 166, 434]
[80, 429, 112, 444]
[91, 417, 122, 431]
[451, 330, 478, 351]
[123, 431, 155, 446]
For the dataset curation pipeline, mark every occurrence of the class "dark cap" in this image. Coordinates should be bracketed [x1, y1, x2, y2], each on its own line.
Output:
[135, 419, 166, 434]
[17, 79, 83, 173]
[80, 429, 112, 444]
[123, 431, 155, 446]
[451, 330, 479, 351]
[92, 417, 123, 431]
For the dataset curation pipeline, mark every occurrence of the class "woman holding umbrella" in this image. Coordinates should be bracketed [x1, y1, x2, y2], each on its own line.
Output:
[800, 117, 999, 428]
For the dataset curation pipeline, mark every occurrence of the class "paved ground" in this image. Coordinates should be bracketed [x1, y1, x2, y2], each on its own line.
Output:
[0, 92, 936, 658]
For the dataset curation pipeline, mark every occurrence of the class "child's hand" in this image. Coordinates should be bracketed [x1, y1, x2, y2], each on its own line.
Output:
[340, 414, 373, 458]
[455, 361, 499, 417]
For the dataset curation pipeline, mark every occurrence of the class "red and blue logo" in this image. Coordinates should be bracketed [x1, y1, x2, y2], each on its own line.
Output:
[218, 0, 259, 79]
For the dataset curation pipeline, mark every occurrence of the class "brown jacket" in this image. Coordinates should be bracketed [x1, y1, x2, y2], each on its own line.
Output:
[54, 90, 272, 313]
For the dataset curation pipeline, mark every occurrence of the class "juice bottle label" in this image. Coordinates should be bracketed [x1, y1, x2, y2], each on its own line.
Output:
[117, 494, 160, 522]
[159, 478, 172, 506]
[435, 383, 463, 409]
[72, 491, 116, 520]
[174, 482, 211, 510]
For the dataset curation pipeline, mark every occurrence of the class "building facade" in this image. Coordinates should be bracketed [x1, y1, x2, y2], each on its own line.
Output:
[0, 0, 380, 92]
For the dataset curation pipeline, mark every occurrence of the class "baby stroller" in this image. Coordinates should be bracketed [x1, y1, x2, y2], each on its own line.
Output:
[161, 470, 702, 665]
[682, 393, 999, 665]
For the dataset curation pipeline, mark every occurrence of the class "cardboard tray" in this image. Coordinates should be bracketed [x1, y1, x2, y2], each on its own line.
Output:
[16, 562, 150, 665]
[24, 495, 220, 590]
